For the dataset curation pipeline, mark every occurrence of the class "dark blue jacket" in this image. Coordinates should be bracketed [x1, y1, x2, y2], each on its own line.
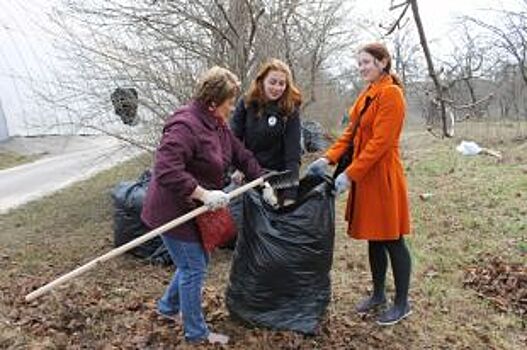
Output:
[230, 99, 301, 199]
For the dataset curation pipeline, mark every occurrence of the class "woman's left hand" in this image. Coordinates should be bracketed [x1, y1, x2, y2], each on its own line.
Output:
[334, 173, 351, 195]
[231, 170, 245, 185]
[282, 198, 295, 206]
[262, 182, 279, 208]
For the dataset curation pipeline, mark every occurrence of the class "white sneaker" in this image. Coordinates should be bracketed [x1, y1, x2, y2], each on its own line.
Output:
[207, 332, 229, 345]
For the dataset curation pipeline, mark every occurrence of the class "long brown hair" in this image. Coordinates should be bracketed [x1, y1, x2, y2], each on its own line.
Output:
[359, 43, 404, 90]
[245, 58, 302, 117]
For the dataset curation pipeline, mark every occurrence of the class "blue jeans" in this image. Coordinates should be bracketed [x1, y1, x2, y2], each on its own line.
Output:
[158, 235, 210, 341]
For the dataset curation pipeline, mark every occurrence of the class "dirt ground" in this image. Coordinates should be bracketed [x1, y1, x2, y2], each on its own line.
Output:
[0, 123, 525, 349]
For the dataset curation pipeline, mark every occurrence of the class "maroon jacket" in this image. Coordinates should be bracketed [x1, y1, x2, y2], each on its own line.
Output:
[141, 101, 263, 241]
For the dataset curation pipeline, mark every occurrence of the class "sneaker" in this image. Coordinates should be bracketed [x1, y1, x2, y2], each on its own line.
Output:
[156, 309, 181, 323]
[376, 303, 412, 326]
[355, 296, 387, 314]
[207, 332, 229, 345]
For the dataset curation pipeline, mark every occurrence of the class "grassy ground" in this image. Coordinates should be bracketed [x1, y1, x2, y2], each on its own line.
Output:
[0, 123, 525, 349]
[0, 152, 39, 171]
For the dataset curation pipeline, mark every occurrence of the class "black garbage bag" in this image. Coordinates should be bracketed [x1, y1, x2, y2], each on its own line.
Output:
[111, 170, 172, 265]
[301, 120, 329, 153]
[226, 175, 335, 334]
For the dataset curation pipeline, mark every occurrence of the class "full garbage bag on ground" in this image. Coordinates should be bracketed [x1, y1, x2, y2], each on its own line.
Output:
[111, 170, 172, 265]
[226, 175, 335, 334]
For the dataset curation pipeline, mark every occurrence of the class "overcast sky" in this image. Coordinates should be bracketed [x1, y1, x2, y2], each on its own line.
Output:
[353, 0, 522, 47]
[0, 0, 523, 135]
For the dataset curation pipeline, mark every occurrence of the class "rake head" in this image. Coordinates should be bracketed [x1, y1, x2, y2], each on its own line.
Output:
[261, 170, 298, 190]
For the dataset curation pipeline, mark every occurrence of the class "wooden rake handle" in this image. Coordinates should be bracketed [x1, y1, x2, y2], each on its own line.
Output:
[25, 177, 265, 302]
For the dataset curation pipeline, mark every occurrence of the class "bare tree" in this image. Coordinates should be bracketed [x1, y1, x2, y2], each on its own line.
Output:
[491, 63, 523, 118]
[466, 5, 527, 85]
[464, 2, 527, 119]
[438, 23, 495, 120]
[39, 0, 355, 149]
[391, 23, 423, 89]
[386, 0, 452, 137]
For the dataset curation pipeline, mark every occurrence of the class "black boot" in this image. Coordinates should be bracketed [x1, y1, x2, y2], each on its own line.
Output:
[376, 303, 412, 325]
[377, 237, 412, 325]
[356, 241, 388, 314]
[355, 295, 388, 314]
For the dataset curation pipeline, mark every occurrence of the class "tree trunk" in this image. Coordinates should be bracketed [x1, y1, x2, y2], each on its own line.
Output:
[409, 0, 451, 137]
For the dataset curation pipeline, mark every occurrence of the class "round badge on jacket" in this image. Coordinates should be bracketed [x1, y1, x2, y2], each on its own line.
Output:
[268, 115, 278, 127]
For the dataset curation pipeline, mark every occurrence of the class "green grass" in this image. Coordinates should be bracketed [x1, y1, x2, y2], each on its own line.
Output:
[0, 123, 525, 349]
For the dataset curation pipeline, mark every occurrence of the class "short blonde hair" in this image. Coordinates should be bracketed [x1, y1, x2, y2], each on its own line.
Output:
[193, 66, 240, 107]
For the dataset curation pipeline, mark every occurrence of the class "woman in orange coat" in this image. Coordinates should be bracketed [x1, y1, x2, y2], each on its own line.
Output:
[307, 42, 412, 325]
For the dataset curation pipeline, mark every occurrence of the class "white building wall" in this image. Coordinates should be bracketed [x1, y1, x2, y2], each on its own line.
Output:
[0, 99, 8, 141]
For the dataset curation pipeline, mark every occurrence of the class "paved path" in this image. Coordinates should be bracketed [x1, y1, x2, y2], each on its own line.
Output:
[0, 136, 143, 214]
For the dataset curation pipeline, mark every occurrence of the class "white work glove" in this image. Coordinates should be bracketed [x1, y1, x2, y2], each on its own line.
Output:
[282, 199, 295, 206]
[230, 170, 245, 185]
[334, 173, 351, 195]
[262, 182, 278, 208]
[201, 190, 229, 210]
[306, 157, 329, 178]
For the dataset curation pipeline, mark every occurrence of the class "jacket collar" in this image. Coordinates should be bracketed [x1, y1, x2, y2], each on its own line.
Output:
[189, 100, 225, 130]
[365, 73, 394, 99]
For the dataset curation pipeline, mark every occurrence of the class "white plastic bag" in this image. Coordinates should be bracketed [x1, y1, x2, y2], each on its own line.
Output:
[456, 140, 482, 156]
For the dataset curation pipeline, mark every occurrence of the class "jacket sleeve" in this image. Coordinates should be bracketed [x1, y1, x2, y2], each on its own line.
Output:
[346, 86, 405, 182]
[324, 102, 359, 164]
[281, 109, 302, 199]
[230, 98, 246, 141]
[153, 122, 199, 199]
[229, 130, 263, 181]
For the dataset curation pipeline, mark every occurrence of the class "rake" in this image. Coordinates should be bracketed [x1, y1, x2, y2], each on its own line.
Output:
[25, 170, 294, 302]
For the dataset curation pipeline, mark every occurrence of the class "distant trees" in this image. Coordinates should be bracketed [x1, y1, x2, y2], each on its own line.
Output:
[45, 0, 356, 147]
[383, 0, 527, 137]
[34, 0, 527, 143]
[438, 24, 494, 121]
[465, 2, 527, 119]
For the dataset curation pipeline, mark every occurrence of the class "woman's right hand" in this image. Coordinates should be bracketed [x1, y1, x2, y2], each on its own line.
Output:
[305, 157, 329, 178]
[192, 185, 229, 210]
[201, 190, 229, 210]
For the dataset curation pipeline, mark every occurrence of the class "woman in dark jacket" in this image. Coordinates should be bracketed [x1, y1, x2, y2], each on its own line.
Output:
[230, 58, 302, 205]
[141, 66, 264, 344]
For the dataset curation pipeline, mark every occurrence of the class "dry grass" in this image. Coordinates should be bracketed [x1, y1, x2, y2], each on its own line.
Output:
[0, 122, 525, 349]
[0, 152, 40, 171]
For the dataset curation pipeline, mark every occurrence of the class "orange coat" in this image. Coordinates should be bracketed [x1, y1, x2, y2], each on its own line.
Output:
[325, 75, 410, 240]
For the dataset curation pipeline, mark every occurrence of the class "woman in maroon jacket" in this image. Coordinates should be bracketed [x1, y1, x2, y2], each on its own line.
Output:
[142, 67, 263, 345]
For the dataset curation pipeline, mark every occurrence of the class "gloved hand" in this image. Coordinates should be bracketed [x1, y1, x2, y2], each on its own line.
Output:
[262, 182, 278, 208]
[306, 157, 329, 178]
[283, 199, 296, 206]
[230, 170, 245, 185]
[201, 190, 229, 210]
[334, 172, 351, 195]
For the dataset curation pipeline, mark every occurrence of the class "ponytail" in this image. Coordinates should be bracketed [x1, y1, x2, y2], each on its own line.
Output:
[389, 72, 404, 91]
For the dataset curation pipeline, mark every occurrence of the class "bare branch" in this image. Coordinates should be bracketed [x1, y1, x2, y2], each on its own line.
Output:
[389, 0, 410, 11]
[384, 2, 410, 36]
[212, 0, 240, 39]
